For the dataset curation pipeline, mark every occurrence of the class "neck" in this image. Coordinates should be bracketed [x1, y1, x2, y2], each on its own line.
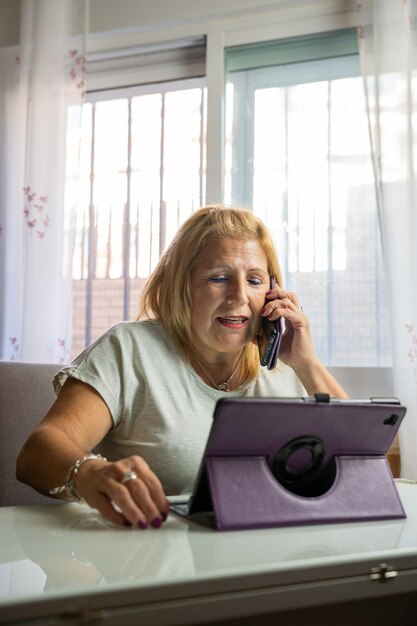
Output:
[192, 350, 244, 392]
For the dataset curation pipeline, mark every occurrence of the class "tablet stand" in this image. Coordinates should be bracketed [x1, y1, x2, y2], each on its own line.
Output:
[203, 454, 405, 530]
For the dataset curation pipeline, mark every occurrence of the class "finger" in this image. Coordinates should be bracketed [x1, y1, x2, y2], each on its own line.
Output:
[116, 459, 168, 525]
[115, 457, 169, 520]
[265, 287, 302, 310]
[86, 491, 132, 527]
[262, 297, 291, 318]
[286, 291, 302, 309]
[265, 285, 288, 300]
[263, 298, 304, 322]
[105, 477, 159, 528]
[133, 457, 169, 516]
[262, 301, 280, 318]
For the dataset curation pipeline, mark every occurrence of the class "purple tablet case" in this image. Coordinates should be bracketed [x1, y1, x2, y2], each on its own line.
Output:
[179, 396, 406, 530]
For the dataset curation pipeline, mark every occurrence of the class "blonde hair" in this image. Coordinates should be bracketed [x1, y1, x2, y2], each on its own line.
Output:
[138, 205, 283, 378]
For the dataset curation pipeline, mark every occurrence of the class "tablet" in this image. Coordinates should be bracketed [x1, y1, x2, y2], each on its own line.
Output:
[170, 396, 406, 530]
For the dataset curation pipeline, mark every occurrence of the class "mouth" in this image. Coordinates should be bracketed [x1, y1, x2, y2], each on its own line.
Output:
[217, 316, 249, 327]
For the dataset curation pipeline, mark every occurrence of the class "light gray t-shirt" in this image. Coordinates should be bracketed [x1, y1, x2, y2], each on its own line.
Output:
[54, 320, 307, 495]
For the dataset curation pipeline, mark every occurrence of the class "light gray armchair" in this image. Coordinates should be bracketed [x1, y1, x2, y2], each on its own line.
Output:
[0, 360, 61, 506]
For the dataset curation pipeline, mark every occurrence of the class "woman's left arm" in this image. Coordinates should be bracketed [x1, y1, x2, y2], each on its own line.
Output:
[290, 357, 348, 399]
[262, 286, 348, 399]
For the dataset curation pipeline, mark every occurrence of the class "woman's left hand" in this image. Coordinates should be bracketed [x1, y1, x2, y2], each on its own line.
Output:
[261, 285, 317, 371]
[260, 286, 348, 398]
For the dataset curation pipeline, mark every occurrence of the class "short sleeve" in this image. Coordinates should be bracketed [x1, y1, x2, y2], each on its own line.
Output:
[53, 323, 136, 426]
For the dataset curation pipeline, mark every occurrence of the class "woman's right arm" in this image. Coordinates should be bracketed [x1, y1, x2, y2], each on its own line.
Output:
[16, 377, 169, 528]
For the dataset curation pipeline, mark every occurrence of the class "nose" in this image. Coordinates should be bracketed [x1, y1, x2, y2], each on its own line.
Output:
[225, 276, 249, 306]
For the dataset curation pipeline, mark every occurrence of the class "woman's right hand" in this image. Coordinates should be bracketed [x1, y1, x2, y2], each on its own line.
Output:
[75, 455, 170, 529]
[16, 378, 170, 529]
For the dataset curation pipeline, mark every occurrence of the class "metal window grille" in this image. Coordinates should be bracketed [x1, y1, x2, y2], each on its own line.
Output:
[69, 79, 207, 356]
[225, 59, 391, 366]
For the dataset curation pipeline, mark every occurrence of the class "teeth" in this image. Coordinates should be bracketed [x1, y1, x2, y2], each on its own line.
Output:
[220, 317, 246, 322]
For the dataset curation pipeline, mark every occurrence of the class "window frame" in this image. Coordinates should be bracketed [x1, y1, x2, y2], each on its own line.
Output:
[82, 1, 391, 394]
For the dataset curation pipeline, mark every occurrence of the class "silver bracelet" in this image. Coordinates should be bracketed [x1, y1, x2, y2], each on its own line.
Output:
[49, 453, 107, 503]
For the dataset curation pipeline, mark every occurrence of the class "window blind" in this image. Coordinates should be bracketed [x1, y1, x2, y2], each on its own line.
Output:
[225, 29, 358, 73]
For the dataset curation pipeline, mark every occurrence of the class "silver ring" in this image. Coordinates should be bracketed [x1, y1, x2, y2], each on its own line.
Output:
[298, 305, 303, 312]
[120, 470, 138, 485]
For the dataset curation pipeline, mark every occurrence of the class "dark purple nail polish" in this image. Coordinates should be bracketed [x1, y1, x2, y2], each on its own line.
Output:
[138, 519, 148, 529]
[161, 511, 168, 522]
[151, 517, 162, 529]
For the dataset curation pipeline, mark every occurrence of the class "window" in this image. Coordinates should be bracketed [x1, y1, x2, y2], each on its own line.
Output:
[67, 78, 207, 356]
[225, 30, 390, 366]
[66, 27, 389, 368]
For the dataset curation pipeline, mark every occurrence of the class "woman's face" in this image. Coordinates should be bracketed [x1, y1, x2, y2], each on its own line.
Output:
[189, 237, 270, 362]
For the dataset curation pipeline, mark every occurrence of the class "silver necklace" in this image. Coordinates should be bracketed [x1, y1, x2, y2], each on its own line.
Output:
[194, 352, 243, 392]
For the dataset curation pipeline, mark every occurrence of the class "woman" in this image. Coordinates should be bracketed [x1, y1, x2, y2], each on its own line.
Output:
[17, 205, 347, 529]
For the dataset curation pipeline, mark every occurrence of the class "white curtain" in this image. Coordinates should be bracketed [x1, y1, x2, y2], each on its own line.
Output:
[358, 0, 417, 477]
[0, 0, 88, 363]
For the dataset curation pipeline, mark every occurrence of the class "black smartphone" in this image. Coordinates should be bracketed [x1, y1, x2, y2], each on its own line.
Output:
[258, 277, 284, 370]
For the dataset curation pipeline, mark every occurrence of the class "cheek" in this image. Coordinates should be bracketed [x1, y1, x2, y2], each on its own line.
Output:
[194, 285, 220, 311]
[250, 295, 266, 325]
[253, 292, 267, 312]
[190, 306, 203, 330]
[190, 291, 212, 329]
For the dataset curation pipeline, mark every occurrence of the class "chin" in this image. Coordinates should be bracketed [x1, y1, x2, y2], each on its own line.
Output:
[216, 338, 248, 352]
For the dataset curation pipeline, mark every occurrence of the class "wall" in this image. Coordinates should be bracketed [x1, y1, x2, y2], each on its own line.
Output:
[0, 1, 356, 49]
[89, 0, 293, 35]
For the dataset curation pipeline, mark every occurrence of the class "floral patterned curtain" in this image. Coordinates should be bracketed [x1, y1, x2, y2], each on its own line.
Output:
[0, 0, 88, 363]
[357, 0, 417, 478]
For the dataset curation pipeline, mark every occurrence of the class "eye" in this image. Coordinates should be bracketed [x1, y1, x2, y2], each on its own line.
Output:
[209, 276, 228, 283]
[247, 277, 263, 286]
